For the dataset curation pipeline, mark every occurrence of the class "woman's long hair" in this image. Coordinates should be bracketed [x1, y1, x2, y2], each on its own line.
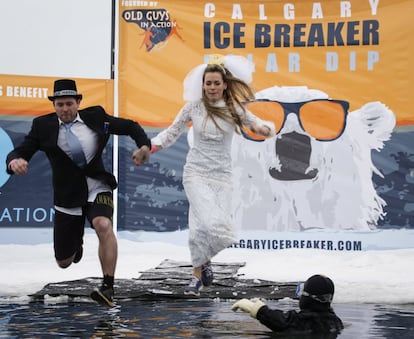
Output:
[201, 64, 255, 132]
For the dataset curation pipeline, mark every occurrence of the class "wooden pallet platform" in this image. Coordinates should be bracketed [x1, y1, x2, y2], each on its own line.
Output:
[30, 259, 297, 301]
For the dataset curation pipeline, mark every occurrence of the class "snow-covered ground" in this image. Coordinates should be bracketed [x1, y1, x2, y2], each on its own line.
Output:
[1, 228, 413, 305]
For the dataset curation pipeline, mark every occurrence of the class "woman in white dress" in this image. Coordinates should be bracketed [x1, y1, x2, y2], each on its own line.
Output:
[133, 55, 274, 296]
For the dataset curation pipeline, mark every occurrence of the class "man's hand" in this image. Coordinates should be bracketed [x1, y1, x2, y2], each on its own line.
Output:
[231, 298, 266, 318]
[9, 158, 29, 175]
[132, 145, 150, 166]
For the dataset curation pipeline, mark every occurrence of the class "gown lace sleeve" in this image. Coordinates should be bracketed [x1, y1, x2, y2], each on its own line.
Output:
[237, 104, 276, 134]
[151, 102, 193, 148]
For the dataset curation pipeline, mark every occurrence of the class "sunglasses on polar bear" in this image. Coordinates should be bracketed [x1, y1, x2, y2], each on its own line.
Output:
[242, 99, 349, 142]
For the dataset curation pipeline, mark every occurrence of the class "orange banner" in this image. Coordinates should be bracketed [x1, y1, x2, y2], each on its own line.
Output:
[0, 75, 114, 117]
[118, 0, 413, 126]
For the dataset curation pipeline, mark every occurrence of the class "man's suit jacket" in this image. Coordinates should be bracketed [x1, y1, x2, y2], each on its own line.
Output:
[6, 105, 151, 208]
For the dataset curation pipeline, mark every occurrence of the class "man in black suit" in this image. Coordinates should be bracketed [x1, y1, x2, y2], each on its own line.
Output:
[6, 79, 151, 306]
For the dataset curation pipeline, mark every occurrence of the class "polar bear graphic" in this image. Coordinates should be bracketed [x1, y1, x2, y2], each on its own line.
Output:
[232, 86, 396, 231]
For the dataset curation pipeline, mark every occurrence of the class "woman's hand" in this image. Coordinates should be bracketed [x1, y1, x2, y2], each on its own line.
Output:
[250, 124, 274, 137]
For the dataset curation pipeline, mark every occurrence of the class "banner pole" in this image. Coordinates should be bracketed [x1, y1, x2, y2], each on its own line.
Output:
[112, 0, 119, 234]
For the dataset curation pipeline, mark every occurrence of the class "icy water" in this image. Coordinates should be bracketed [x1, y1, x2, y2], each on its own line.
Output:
[0, 298, 413, 339]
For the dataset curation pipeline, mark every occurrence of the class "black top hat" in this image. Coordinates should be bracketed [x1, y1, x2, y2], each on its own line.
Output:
[48, 79, 83, 101]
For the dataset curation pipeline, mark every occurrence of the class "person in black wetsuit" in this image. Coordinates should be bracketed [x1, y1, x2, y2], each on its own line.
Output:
[232, 274, 344, 336]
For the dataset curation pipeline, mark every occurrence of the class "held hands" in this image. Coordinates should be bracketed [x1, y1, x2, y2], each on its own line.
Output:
[132, 145, 151, 166]
[9, 158, 29, 175]
[231, 298, 266, 318]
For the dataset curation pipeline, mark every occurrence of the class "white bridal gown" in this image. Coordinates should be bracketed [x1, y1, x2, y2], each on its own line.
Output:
[152, 99, 273, 267]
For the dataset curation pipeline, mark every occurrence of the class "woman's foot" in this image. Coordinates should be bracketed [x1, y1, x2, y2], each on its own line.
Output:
[184, 275, 203, 296]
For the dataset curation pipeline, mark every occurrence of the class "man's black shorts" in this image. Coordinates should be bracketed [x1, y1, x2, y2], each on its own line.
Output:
[54, 192, 113, 261]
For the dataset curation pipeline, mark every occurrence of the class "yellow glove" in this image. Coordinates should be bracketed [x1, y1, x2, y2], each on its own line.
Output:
[231, 298, 266, 318]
